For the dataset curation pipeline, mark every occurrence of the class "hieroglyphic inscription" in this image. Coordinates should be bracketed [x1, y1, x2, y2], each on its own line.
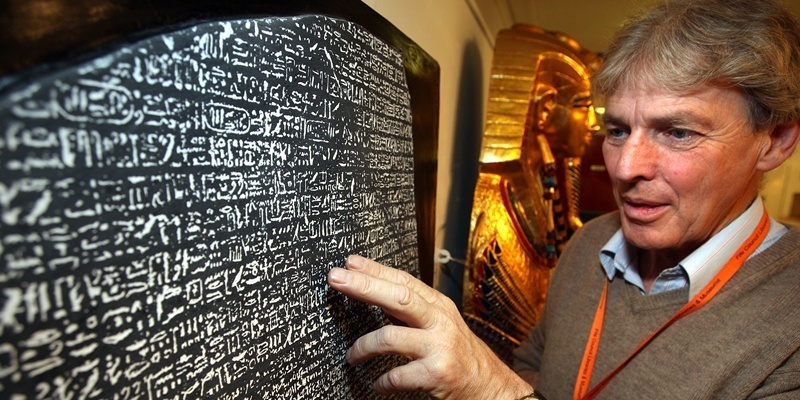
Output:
[0, 15, 422, 399]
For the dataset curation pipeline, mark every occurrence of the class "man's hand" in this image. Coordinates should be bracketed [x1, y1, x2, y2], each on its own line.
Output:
[327, 255, 533, 399]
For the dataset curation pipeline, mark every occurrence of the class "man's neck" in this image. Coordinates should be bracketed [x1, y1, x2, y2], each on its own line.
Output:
[638, 249, 684, 294]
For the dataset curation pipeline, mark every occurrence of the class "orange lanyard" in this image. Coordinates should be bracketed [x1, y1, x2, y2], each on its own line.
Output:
[573, 210, 771, 400]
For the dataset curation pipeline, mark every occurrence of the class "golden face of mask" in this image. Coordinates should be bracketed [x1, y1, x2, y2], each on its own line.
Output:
[531, 58, 600, 161]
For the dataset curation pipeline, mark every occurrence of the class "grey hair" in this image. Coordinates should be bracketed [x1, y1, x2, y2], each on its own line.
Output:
[593, 0, 800, 131]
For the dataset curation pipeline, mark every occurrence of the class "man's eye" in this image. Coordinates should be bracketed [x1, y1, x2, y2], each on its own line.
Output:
[606, 128, 627, 138]
[666, 128, 694, 139]
[659, 128, 704, 150]
[603, 127, 628, 145]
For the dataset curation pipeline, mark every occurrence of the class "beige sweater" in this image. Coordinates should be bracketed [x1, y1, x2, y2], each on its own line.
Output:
[513, 212, 800, 399]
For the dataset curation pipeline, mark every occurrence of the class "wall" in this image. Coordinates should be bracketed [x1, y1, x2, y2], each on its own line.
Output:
[764, 153, 800, 226]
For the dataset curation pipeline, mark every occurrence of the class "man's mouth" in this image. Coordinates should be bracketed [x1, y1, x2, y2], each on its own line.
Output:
[621, 197, 668, 222]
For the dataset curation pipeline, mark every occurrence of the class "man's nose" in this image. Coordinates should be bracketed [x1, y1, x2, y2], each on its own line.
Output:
[609, 133, 658, 182]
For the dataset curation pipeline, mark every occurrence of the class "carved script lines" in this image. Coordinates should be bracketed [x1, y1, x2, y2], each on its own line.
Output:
[0, 15, 421, 399]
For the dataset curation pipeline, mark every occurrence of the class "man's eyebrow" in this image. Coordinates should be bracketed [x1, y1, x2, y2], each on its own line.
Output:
[649, 111, 716, 131]
[602, 114, 626, 127]
[602, 110, 715, 130]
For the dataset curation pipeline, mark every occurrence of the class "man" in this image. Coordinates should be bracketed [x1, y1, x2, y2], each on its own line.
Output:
[327, 0, 800, 398]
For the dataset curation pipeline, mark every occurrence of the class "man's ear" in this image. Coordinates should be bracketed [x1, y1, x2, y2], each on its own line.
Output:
[757, 120, 800, 172]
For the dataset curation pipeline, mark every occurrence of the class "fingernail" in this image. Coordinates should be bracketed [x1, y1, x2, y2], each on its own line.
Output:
[344, 348, 354, 364]
[328, 268, 351, 284]
[346, 254, 366, 270]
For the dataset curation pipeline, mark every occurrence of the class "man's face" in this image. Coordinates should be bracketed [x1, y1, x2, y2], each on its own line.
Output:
[602, 85, 772, 262]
